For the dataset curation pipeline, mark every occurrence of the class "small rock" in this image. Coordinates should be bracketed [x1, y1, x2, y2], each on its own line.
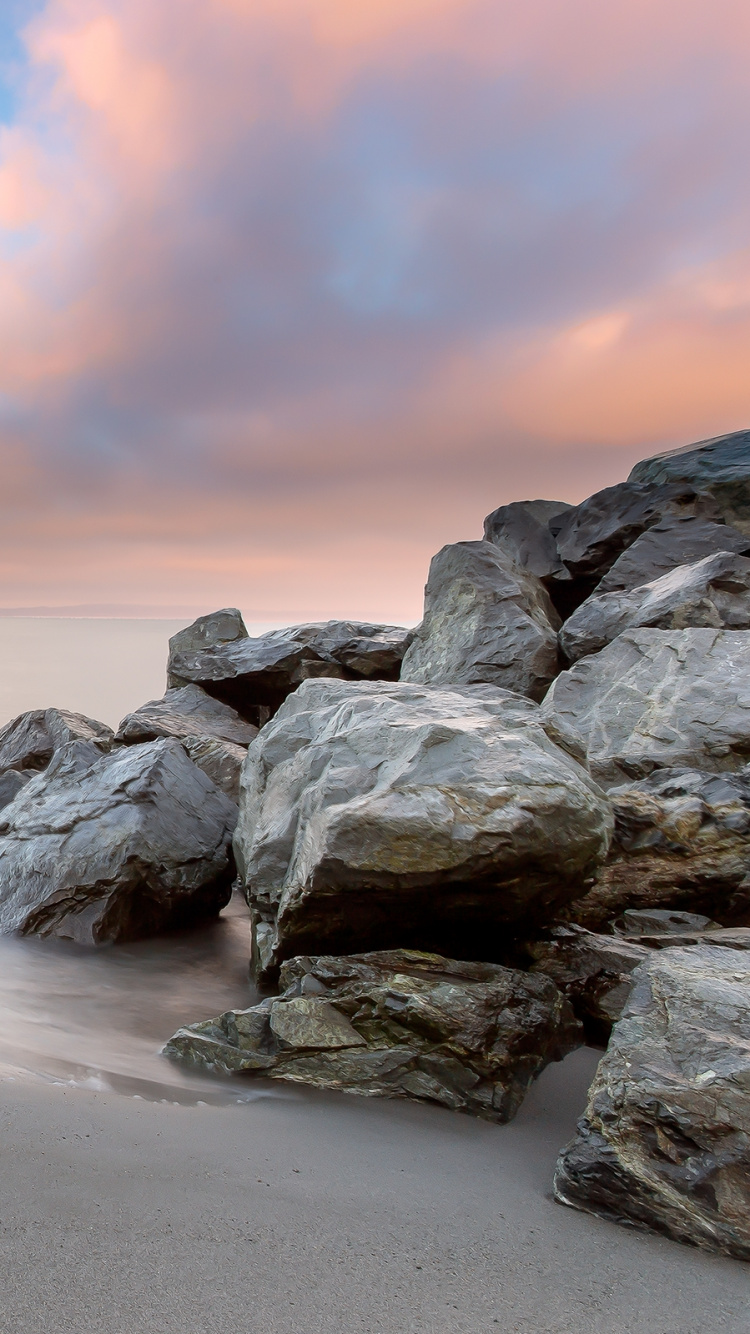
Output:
[163, 948, 583, 1123]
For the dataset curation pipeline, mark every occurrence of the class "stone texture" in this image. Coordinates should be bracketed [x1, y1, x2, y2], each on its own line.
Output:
[542, 629, 750, 786]
[562, 766, 750, 929]
[554, 481, 722, 584]
[482, 499, 572, 581]
[629, 428, 750, 536]
[168, 620, 413, 723]
[0, 738, 237, 944]
[554, 946, 750, 1260]
[595, 517, 750, 596]
[528, 925, 650, 1040]
[116, 684, 257, 747]
[233, 678, 612, 984]
[181, 735, 247, 804]
[0, 770, 31, 811]
[164, 948, 582, 1123]
[612, 907, 720, 936]
[0, 708, 113, 774]
[560, 551, 750, 662]
[399, 540, 561, 701]
[167, 608, 248, 686]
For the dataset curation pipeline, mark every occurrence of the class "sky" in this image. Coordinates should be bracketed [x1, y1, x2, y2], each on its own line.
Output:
[0, 0, 749, 623]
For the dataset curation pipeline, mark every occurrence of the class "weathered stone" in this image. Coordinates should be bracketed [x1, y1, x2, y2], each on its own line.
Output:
[181, 735, 247, 804]
[528, 925, 650, 1040]
[116, 683, 257, 747]
[400, 541, 561, 701]
[612, 907, 720, 937]
[595, 517, 750, 596]
[168, 621, 413, 723]
[554, 481, 722, 583]
[0, 769, 32, 811]
[629, 428, 750, 536]
[164, 948, 582, 1123]
[562, 766, 750, 929]
[560, 551, 750, 663]
[167, 608, 248, 686]
[483, 499, 572, 580]
[0, 739, 237, 944]
[0, 708, 113, 774]
[542, 629, 750, 786]
[233, 678, 612, 984]
[554, 946, 750, 1260]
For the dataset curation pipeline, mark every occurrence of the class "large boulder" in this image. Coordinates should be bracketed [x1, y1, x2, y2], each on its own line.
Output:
[554, 946, 750, 1260]
[168, 620, 413, 724]
[553, 481, 722, 584]
[0, 739, 237, 944]
[233, 679, 612, 983]
[164, 948, 582, 1123]
[629, 428, 750, 536]
[594, 516, 750, 595]
[167, 607, 248, 678]
[0, 708, 113, 774]
[561, 767, 750, 929]
[116, 684, 257, 747]
[482, 499, 572, 581]
[542, 629, 750, 786]
[400, 541, 561, 701]
[560, 551, 750, 663]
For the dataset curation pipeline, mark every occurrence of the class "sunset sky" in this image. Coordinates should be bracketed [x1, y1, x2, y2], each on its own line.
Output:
[0, 0, 749, 623]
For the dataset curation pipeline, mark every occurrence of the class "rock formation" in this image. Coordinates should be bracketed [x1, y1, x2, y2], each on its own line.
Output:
[400, 540, 561, 700]
[233, 678, 612, 983]
[0, 707, 113, 774]
[554, 945, 750, 1260]
[542, 629, 750, 785]
[629, 428, 750, 535]
[562, 766, 750, 927]
[164, 947, 582, 1122]
[0, 738, 237, 944]
[560, 551, 750, 662]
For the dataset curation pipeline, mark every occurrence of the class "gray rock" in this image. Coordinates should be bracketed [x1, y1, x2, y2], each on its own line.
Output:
[167, 608, 248, 685]
[0, 770, 32, 811]
[116, 684, 257, 747]
[612, 907, 720, 937]
[562, 766, 750, 929]
[542, 629, 750, 786]
[400, 541, 561, 702]
[181, 735, 247, 804]
[164, 947, 582, 1123]
[528, 925, 651, 1039]
[554, 946, 750, 1260]
[595, 517, 750, 596]
[0, 708, 113, 774]
[629, 428, 750, 535]
[560, 551, 750, 662]
[168, 621, 413, 723]
[233, 678, 612, 984]
[483, 499, 572, 580]
[0, 739, 237, 944]
[554, 481, 722, 583]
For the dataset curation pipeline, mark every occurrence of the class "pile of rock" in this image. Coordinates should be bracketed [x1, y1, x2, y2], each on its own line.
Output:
[0, 426, 749, 1258]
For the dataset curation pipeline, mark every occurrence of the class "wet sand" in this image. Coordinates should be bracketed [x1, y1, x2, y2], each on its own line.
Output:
[0, 1046, 746, 1334]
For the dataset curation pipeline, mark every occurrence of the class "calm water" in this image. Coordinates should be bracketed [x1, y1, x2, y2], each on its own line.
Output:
[0, 616, 294, 1102]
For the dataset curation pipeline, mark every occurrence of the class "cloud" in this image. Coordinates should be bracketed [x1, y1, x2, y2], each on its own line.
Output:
[0, 0, 748, 617]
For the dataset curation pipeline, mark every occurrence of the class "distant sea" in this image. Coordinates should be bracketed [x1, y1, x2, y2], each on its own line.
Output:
[0, 617, 287, 730]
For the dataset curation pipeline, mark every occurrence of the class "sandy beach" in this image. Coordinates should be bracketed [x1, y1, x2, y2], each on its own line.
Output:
[0, 1047, 745, 1334]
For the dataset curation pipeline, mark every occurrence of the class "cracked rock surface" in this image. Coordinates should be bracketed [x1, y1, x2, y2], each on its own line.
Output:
[164, 947, 583, 1123]
[554, 945, 750, 1260]
[0, 738, 237, 944]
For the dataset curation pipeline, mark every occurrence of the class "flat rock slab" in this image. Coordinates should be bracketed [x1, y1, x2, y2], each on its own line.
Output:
[0, 738, 237, 944]
[164, 948, 582, 1123]
[630, 428, 750, 535]
[233, 678, 612, 984]
[400, 540, 561, 701]
[554, 945, 750, 1260]
[563, 766, 750, 928]
[0, 707, 113, 774]
[542, 629, 750, 786]
[168, 620, 413, 721]
[560, 551, 750, 663]
[116, 683, 258, 747]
